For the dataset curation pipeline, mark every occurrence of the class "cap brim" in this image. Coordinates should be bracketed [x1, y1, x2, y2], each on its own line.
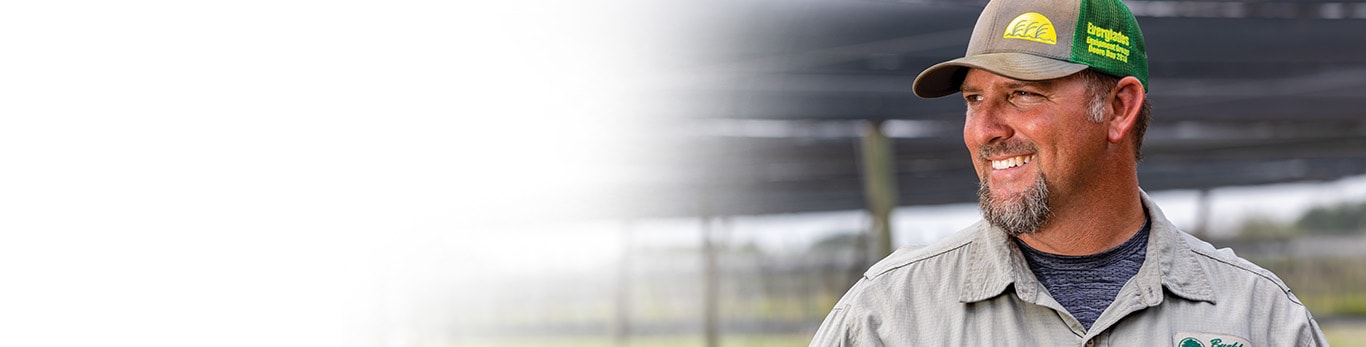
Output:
[912, 53, 1089, 98]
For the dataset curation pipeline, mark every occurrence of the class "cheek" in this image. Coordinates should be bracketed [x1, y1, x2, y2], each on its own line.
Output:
[962, 121, 974, 146]
[963, 127, 978, 159]
[1045, 129, 1104, 173]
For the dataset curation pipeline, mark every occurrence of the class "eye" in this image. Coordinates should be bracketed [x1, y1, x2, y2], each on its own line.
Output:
[963, 94, 983, 104]
[1009, 90, 1045, 104]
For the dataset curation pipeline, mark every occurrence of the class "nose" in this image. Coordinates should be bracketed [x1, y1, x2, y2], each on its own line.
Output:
[964, 99, 1014, 147]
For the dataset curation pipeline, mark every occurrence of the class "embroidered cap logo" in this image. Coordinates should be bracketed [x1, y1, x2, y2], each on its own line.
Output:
[1002, 12, 1057, 45]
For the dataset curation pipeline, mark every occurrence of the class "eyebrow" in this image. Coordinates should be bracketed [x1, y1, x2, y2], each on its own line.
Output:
[961, 79, 1052, 93]
[1004, 80, 1051, 89]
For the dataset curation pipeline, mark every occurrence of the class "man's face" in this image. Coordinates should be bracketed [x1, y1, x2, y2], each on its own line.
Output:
[960, 68, 1108, 235]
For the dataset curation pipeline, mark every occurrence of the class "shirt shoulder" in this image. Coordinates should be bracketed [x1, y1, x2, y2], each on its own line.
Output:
[809, 222, 986, 346]
[1177, 231, 1297, 300]
[1164, 230, 1327, 345]
[862, 221, 981, 280]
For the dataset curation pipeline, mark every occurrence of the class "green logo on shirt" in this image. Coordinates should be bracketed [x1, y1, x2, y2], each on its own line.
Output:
[1179, 337, 1245, 347]
[1210, 339, 1244, 347]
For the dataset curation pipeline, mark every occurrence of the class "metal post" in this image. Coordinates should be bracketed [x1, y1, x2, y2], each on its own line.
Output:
[860, 120, 899, 259]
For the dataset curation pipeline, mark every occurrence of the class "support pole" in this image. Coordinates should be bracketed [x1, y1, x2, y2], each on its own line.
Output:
[701, 216, 722, 347]
[1194, 188, 1212, 238]
[613, 221, 632, 346]
[860, 120, 899, 259]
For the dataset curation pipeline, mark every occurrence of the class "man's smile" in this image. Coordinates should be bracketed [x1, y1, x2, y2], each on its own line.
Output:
[990, 154, 1037, 170]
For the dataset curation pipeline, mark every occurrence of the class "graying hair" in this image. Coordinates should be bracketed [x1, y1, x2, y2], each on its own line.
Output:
[1080, 70, 1114, 123]
[1076, 68, 1152, 161]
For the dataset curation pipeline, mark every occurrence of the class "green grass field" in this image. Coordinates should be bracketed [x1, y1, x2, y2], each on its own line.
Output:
[1326, 320, 1366, 347]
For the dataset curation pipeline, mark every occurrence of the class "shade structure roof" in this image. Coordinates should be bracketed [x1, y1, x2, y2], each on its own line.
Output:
[617, 0, 1366, 218]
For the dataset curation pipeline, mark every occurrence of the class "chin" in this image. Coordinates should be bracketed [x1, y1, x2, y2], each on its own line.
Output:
[978, 172, 1052, 236]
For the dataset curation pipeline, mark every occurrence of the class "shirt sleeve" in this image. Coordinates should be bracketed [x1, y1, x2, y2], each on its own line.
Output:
[1299, 307, 1330, 346]
[1266, 290, 1329, 346]
[808, 305, 853, 347]
[809, 278, 887, 347]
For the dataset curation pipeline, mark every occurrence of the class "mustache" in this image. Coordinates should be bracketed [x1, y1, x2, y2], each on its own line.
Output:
[978, 141, 1038, 160]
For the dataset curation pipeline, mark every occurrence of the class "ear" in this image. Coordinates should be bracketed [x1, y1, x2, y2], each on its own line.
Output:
[1106, 76, 1145, 144]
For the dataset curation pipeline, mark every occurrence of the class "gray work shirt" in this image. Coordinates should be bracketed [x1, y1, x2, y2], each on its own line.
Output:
[809, 190, 1328, 346]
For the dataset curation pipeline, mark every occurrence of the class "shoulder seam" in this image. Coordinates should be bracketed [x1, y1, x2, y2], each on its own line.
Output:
[865, 240, 972, 280]
[1189, 248, 1300, 303]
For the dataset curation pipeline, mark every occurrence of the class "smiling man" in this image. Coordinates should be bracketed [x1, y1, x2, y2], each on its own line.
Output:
[809, 0, 1328, 345]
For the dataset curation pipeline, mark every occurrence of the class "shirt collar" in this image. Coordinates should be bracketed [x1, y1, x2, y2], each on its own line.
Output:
[1143, 189, 1217, 304]
[958, 219, 1037, 303]
[959, 189, 1217, 304]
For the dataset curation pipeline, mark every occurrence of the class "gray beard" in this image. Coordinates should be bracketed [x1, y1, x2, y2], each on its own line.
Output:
[978, 173, 1051, 236]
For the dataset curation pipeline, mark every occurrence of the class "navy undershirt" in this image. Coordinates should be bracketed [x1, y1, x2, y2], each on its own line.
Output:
[1014, 218, 1150, 330]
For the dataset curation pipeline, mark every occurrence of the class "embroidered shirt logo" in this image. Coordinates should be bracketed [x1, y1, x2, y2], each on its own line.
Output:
[1002, 12, 1057, 45]
[1178, 338, 1206, 347]
[1175, 333, 1251, 347]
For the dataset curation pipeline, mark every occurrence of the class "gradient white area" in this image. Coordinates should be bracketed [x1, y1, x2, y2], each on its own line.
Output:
[4, 1, 1359, 345]
[0, 0, 651, 346]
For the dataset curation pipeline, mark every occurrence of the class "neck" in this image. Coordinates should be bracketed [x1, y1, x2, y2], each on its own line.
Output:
[1017, 165, 1145, 256]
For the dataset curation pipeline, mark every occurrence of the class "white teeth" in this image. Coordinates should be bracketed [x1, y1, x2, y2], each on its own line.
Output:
[991, 155, 1036, 170]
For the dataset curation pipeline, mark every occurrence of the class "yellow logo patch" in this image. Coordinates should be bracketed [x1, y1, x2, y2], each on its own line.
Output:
[1002, 12, 1057, 45]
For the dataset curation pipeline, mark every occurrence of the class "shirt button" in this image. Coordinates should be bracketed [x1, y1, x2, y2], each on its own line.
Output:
[1084, 340, 1095, 347]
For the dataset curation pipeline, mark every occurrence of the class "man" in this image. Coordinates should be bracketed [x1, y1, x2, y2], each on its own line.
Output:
[810, 0, 1328, 345]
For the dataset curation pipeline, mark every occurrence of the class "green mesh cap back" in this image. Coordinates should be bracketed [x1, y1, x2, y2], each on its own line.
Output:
[1070, 0, 1148, 89]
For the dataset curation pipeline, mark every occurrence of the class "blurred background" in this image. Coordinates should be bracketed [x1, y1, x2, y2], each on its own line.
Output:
[3, 0, 1366, 346]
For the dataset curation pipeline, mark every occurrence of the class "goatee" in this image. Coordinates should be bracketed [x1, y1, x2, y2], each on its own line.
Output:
[978, 173, 1051, 236]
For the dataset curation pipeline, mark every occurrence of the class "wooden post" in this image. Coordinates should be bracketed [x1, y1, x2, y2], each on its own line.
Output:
[860, 120, 899, 259]
[1194, 188, 1212, 238]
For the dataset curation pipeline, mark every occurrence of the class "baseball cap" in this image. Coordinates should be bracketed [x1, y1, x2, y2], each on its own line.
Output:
[912, 0, 1148, 98]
